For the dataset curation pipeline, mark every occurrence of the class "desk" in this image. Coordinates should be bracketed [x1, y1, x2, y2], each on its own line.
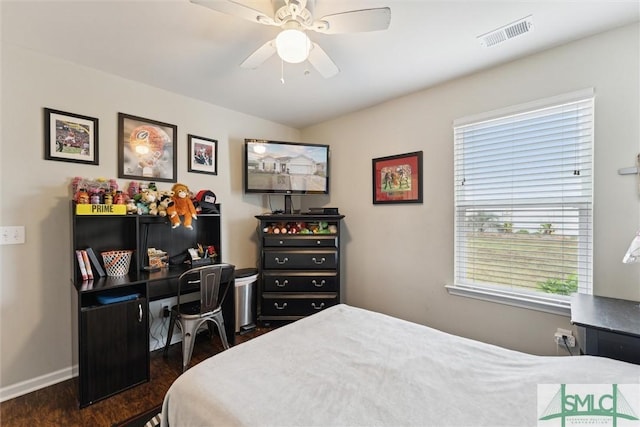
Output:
[74, 264, 236, 407]
[71, 205, 229, 407]
[570, 294, 640, 364]
[77, 263, 236, 343]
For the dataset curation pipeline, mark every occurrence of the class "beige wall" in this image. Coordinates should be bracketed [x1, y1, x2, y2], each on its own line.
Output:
[303, 23, 640, 354]
[0, 44, 300, 397]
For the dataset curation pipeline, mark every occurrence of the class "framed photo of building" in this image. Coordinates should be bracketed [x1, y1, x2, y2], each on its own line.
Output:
[188, 134, 218, 175]
[372, 151, 423, 204]
[118, 113, 177, 183]
[44, 108, 99, 165]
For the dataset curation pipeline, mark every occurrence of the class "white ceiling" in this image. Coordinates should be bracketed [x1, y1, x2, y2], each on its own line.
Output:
[2, 1, 639, 128]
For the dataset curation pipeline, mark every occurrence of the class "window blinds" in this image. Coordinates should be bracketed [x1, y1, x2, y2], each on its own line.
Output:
[453, 91, 593, 299]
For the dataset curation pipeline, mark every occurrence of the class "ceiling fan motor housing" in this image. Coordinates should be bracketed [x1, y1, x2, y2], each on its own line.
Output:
[273, 0, 314, 26]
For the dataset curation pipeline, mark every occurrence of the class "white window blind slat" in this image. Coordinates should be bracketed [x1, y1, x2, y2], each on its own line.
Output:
[452, 92, 594, 307]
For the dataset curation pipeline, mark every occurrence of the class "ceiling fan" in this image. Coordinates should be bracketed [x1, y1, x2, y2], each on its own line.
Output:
[191, 0, 391, 78]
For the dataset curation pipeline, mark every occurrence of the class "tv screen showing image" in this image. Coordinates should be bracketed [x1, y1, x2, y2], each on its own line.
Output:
[244, 139, 330, 195]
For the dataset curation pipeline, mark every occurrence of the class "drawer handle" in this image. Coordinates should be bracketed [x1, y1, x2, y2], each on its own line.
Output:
[316, 240, 322, 245]
[312, 279, 326, 288]
[274, 257, 289, 264]
[312, 257, 326, 265]
[274, 302, 288, 310]
[138, 303, 143, 323]
[311, 302, 325, 310]
[279, 240, 284, 245]
[275, 279, 289, 287]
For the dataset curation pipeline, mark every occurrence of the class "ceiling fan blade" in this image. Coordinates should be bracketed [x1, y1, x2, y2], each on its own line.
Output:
[312, 7, 391, 34]
[308, 42, 339, 78]
[190, 0, 275, 26]
[240, 40, 277, 69]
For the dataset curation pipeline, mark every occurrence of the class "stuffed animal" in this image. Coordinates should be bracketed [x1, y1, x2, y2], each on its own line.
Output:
[135, 200, 149, 215]
[157, 192, 174, 217]
[165, 198, 177, 222]
[126, 199, 138, 215]
[138, 188, 159, 215]
[147, 201, 159, 216]
[170, 183, 197, 229]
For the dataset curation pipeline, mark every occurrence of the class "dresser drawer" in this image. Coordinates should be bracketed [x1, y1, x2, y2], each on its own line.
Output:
[263, 235, 337, 248]
[263, 249, 337, 270]
[262, 271, 338, 292]
[260, 294, 338, 317]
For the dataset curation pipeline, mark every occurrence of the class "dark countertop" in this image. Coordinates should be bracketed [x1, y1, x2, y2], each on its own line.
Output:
[571, 293, 640, 337]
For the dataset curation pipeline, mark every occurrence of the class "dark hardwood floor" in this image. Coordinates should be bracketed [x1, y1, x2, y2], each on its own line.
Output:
[0, 326, 272, 427]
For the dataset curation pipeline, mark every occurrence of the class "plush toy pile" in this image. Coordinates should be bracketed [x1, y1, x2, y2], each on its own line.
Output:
[72, 177, 206, 230]
[263, 221, 337, 235]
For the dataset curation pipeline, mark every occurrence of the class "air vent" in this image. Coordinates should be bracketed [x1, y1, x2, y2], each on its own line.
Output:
[478, 15, 533, 48]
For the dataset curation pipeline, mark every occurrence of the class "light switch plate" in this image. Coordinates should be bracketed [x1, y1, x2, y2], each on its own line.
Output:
[1, 226, 25, 245]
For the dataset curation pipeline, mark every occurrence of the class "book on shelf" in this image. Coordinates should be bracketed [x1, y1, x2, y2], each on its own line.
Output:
[81, 250, 94, 280]
[85, 247, 106, 277]
[75, 250, 88, 281]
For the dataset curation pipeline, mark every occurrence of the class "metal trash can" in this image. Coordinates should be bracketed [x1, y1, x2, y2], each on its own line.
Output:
[234, 268, 258, 334]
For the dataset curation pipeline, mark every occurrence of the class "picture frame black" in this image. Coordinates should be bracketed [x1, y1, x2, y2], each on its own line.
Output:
[187, 134, 218, 175]
[118, 113, 177, 183]
[372, 151, 423, 204]
[44, 108, 99, 165]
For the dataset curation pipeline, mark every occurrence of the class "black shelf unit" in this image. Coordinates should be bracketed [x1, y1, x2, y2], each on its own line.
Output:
[71, 202, 232, 407]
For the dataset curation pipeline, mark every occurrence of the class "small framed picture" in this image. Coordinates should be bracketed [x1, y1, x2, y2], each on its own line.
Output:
[44, 108, 99, 165]
[188, 134, 218, 175]
[118, 113, 177, 183]
[372, 151, 423, 204]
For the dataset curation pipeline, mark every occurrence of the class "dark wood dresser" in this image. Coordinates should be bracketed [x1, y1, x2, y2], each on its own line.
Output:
[256, 213, 345, 324]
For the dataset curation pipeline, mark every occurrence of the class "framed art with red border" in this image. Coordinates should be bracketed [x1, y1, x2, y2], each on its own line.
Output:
[372, 151, 423, 204]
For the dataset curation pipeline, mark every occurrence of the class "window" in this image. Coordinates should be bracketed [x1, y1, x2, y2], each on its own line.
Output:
[449, 89, 593, 316]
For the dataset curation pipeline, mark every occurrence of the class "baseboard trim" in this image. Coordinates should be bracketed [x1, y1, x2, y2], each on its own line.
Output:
[0, 365, 78, 402]
[2, 329, 186, 402]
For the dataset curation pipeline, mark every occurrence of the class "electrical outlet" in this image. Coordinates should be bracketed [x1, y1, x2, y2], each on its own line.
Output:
[162, 305, 170, 318]
[0, 226, 25, 245]
[554, 331, 576, 347]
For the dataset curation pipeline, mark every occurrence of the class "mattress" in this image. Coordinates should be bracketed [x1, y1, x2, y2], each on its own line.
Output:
[161, 304, 639, 426]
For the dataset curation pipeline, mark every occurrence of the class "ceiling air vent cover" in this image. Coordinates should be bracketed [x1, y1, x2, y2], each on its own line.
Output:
[478, 15, 533, 48]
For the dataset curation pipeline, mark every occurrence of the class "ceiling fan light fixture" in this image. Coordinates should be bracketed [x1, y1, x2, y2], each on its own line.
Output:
[275, 29, 310, 63]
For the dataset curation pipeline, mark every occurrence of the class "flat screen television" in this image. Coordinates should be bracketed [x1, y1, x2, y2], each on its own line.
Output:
[244, 139, 330, 213]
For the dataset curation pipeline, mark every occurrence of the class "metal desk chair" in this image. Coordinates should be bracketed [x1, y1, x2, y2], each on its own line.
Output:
[163, 264, 235, 371]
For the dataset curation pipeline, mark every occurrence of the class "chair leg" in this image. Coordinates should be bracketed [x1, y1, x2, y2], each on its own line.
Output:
[212, 312, 230, 350]
[180, 319, 203, 372]
[163, 310, 176, 358]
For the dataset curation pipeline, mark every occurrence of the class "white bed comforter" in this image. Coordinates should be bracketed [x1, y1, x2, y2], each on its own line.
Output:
[161, 304, 639, 427]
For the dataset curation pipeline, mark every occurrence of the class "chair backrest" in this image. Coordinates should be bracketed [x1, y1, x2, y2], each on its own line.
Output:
[177, 264, 235, 315]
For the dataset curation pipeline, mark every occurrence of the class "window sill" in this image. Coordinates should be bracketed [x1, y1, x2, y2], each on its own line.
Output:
[445, 283, 571, 317]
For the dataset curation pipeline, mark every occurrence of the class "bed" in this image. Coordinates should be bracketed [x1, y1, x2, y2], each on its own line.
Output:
[161, 304, 639, 426]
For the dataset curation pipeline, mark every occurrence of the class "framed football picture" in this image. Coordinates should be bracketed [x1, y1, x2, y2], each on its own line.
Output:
[44, 108, 99, 165]
[188, 134, 218, 175]
[118, 113, 177, 183]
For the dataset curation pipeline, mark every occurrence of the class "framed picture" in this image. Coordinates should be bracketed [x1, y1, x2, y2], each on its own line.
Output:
[44, 108, 99, 165]
[372, 151, 423, 204]
[188, 134, 218, 175]
[118, 113, 177, 183]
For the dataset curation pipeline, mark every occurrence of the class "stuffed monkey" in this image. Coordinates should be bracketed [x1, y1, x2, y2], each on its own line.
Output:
[170, 183, 197, 229]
